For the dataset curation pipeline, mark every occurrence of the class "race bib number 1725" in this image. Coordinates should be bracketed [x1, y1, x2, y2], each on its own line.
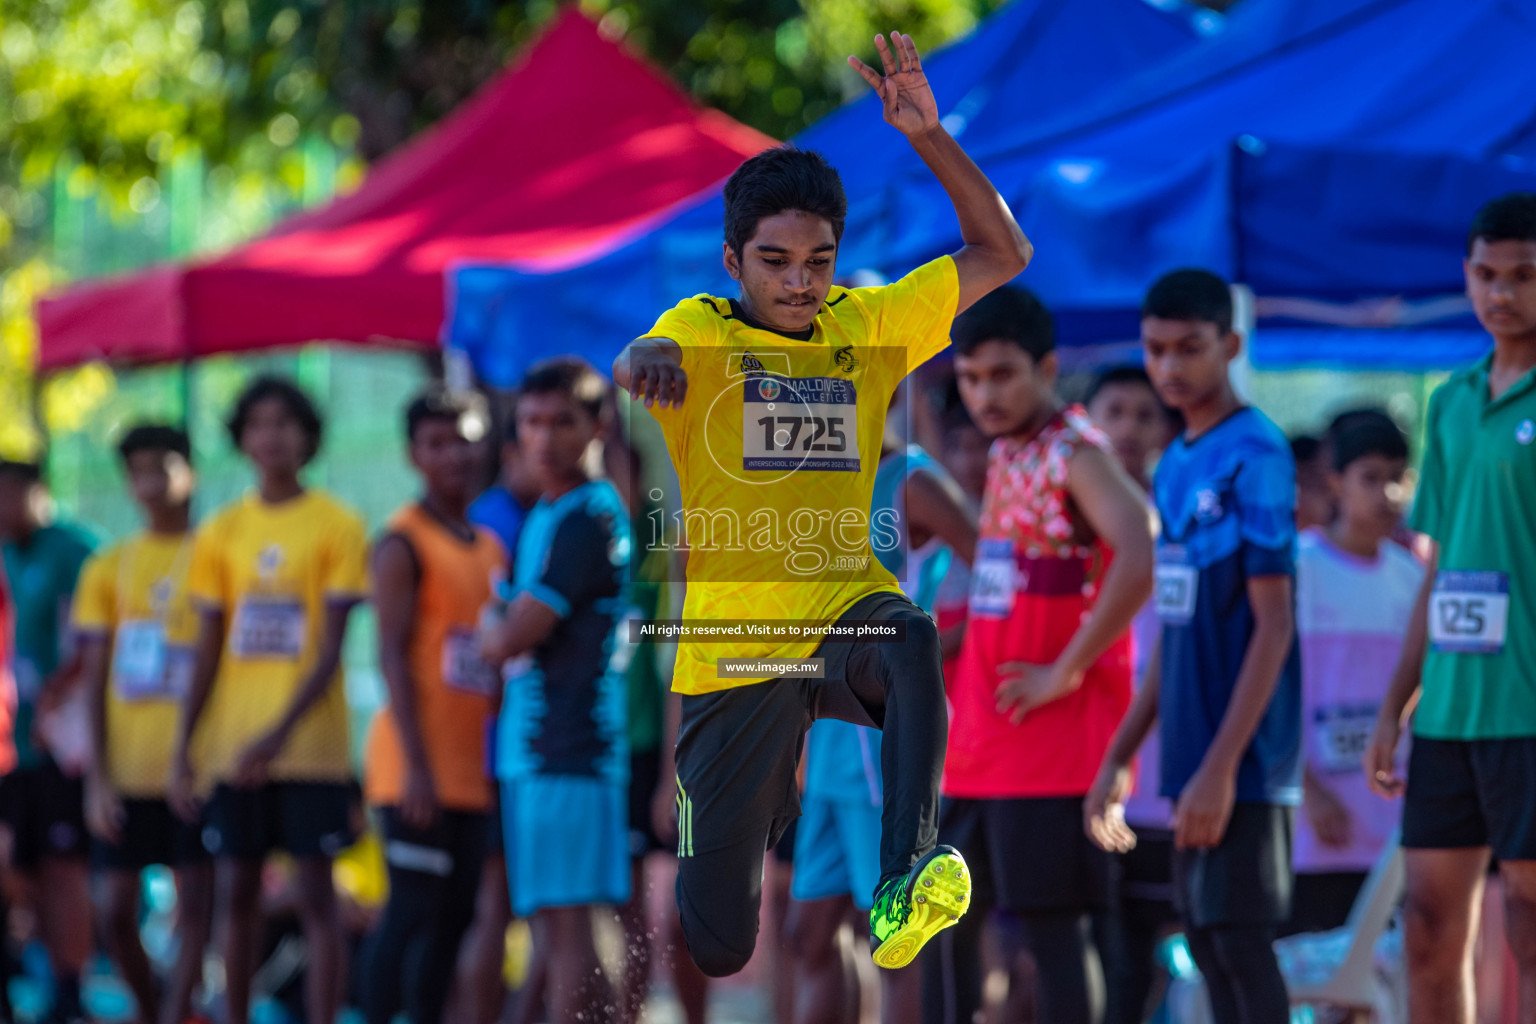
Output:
[742, 376, 859, 473]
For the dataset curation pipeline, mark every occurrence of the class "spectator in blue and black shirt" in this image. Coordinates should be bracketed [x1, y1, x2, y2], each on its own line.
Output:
[1086, 269, 1300, 1024]
[478, 356, 632, 1024]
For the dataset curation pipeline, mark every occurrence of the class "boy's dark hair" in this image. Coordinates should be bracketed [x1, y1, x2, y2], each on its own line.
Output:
[952, 286, 1055, 361]
[723, 147, 847, 256]
[404, 386, 489, 442]
[1084, 365, 1156, 406]
[0, 459, 42, 483]
[1290, 434, 1324, 470]
[118, 424, 191, 465]
[1327, 408, 1408, 473]
[1085, 365, 1183, 430]
[226, 375, 324, 463]
[518, 357, 606, 422]
[938, 378, 979, 436]
[1467, 192, 1536, 254]
[1141, 268, 1233, 335]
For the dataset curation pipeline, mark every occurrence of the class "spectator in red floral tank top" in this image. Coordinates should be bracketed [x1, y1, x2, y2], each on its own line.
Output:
[919, 287, 1154, 1024]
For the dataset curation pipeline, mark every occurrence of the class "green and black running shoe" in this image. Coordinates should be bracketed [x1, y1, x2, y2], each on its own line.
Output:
[869, 845, 971, 969]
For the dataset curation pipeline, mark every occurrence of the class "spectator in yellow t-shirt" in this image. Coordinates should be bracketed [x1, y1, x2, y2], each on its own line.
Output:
[73, 424, 213, 1024]
[169, 376, 368, 1024]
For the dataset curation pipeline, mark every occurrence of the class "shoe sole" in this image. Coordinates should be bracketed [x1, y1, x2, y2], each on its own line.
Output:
[871, 849, 971, 970]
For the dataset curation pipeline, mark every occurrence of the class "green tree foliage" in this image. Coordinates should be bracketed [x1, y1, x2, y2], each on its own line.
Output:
[185, 0, 1007, 161]
[1, 0, 1005, 458]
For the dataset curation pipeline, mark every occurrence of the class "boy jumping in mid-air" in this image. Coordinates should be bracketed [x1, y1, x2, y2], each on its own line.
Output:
[613, 31, 1030, 975]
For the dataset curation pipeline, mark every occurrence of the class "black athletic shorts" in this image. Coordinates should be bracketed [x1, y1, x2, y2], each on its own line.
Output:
[0, 760, 90, 868]
[1281, 871, 1366, 937]
[1171, 802, 1293, 929]
[938, 796, 1114, 913]
[205, 782, 354, 861]
[771, 817, 798, 867]
[92, 797, 211, 871]
[673, 592, 933, 862]
[378, 806, 491, 879]
[629, 746, 667, 859]
[1120, 827, 1175, 906]
[1402, 736, 1536, 860]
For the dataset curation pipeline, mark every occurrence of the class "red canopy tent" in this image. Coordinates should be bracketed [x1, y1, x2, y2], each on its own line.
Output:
[35, 9, 773, 371]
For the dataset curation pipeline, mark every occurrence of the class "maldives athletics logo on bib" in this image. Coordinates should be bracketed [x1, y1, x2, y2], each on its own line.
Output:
[757, 378, 782, 401]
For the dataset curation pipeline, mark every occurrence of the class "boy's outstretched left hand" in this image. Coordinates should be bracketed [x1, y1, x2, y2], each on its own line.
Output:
[1174, 762, 1236, 849]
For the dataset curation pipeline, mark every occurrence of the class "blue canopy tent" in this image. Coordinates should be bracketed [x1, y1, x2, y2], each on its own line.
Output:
[448, 0, 1214, 386]
[820, 0, 1536, 361]
[1235, 142, 1536, 368]
[449, 0, 1536, 384]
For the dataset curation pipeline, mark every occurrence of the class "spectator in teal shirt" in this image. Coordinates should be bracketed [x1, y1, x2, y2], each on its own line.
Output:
[0, 457, 97, 1024]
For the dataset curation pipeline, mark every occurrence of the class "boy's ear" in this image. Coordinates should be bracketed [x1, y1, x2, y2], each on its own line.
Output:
[1037, 350, 1060, 388]
[723, 242, 743, 282]
[1222, 331, 1243, 361]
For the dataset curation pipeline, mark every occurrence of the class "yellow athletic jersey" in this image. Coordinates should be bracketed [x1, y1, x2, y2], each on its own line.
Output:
[644, 255, 959, 694]
[187, 490, 368, 783]
[71, 532, 197, 797]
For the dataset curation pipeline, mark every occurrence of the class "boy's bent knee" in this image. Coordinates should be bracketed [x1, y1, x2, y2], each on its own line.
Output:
[893, 606, 940, 659]
[677, 876, 757, 978]
[686, 936, 755, 979]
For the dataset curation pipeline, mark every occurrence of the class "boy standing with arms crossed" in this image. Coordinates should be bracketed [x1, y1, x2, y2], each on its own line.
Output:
[479, 357, 634, 1024]
[1087, 270, 1301, 1024]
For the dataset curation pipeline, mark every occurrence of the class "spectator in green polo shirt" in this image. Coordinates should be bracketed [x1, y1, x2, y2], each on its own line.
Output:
[1367, 192, 1536, 1024]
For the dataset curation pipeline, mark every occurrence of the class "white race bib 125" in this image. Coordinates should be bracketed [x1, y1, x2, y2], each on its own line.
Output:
[1429, 570, 1509, 655]
[741, 376, 860, 472]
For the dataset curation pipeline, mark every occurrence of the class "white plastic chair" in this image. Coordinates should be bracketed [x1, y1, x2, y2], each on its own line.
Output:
[1277, 829, 1406, 1022]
